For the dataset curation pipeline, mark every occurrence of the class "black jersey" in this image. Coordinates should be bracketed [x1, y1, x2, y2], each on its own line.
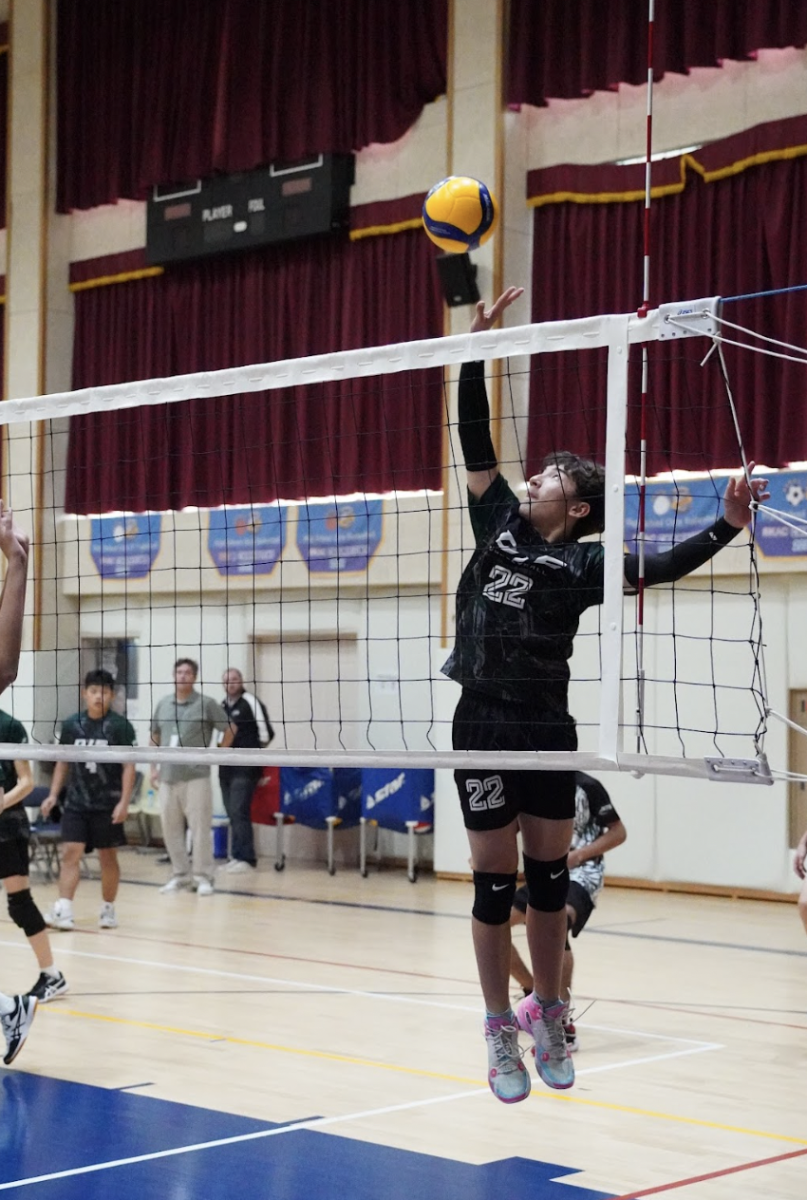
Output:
[58, 710, 136, 812]
[442, 473, 605, 711]
[0, 710, 29, 843]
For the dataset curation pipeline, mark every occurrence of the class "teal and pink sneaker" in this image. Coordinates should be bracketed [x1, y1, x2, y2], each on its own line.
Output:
[515, 994, 575, 1090]
[484, 1012, 531, 1104]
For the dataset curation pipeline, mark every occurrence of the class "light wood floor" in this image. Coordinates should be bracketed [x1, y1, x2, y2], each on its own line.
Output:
[2, 849, 806, 1198]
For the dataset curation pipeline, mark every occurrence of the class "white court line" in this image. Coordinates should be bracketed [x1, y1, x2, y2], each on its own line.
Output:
[0, 1088, 490, 1191]
[576, 1043, 723, 1076]
[0, 937, 718, 1049]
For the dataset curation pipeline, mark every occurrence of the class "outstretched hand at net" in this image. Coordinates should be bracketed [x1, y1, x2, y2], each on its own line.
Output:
[723, 462, 770, 528]
[470, 286, 524, 333]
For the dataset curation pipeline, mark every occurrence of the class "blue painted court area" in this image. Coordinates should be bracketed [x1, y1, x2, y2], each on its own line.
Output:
[0, 1072, 613, 1199]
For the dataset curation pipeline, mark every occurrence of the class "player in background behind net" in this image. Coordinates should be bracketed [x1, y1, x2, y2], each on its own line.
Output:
[510, 771, 626, 1052]
[443, 287, 769, 1104]
[0, 501, 39, 1065]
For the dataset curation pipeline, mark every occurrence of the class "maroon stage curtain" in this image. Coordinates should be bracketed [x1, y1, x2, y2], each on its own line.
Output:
[65, 231, 445, 514]
[0, 47, 7, 229]
[508, 0, 807, 107]
[56, 0, 447, 213]
[527, 140, 807, 475]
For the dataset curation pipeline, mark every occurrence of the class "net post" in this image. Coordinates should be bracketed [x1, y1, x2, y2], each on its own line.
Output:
[599, 317, 631, 764]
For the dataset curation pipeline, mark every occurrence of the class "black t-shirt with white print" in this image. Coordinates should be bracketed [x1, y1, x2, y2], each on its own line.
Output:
[442, 473, 605, 713]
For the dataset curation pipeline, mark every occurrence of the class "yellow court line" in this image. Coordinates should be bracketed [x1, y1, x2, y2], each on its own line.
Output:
[46, 1006, 807, 1148]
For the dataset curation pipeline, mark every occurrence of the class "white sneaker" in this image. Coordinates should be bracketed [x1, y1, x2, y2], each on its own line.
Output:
[2, 994, 37, 1065]
[159, 876, 193, 894]
[44, 901, 74, 931]
[195, 878, 214, 896]
[99, 903, 118, 929]
[225, 860, 255, 874]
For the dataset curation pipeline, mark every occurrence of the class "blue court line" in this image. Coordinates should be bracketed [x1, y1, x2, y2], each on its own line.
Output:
[117, 876, 807, 960]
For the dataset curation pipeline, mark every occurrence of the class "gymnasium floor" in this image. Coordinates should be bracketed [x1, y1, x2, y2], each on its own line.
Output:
[0, 851, 804, 1198]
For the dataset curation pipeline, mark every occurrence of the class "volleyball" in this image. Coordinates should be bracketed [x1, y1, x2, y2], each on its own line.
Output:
[422, 176, 499, 253]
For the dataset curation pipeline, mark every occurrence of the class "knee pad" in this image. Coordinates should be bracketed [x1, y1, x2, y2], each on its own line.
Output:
[472, 871, 517, 925]
[8, 889, 46, 938]
[523, 853, 569, 913]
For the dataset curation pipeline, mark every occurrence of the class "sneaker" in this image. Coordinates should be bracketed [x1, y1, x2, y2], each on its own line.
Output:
[195, 878, 214, 896]
[99, 903, 118, 929]
[484, 1013, 531, 1104]
[225, 859, 255, 874]
[515, 993, 575, 1090]
[28, 971, 69, 1004]
[2, 995, 37, 1065]
[43, 901, 74, 931]
[159, 876, 193, 894]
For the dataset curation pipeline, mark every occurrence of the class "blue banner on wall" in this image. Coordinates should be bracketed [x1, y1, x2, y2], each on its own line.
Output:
[90, 515, 161, 579]
[754, 470, 807, 558]
[208, 506, 286, 575]
[297, 500, 383, 573]
[624, 481, 723, 555]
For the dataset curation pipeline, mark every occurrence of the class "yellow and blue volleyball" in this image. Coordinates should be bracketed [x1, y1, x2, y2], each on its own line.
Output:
[422, 176, 499, 254]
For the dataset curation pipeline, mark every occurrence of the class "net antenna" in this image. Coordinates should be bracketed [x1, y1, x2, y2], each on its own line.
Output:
[633, 0, 655, 751]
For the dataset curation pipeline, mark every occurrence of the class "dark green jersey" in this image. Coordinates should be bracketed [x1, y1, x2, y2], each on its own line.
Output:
[59, 710, 136, 812]
[442, 473, 605, 711]
[0, 710, 29, 842]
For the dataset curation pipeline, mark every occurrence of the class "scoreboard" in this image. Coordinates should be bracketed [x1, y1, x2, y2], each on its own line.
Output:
[146, 154, 355, 266]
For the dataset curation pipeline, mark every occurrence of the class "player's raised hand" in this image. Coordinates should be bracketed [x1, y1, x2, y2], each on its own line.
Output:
[470, 286, 525, 334]
[723, 462, 770, 529]
[0, 501, 29, 563]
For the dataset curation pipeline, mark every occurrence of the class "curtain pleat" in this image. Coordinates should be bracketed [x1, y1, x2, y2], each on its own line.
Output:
[528, 152, 807, 474]
[65, 232, 445, 514]
[508, 0, 807, 107]
[56, 0, 447, 212]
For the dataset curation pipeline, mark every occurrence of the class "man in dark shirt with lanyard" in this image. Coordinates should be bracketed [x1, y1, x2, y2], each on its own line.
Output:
[445, 287, 768, 1105]
[42, 669, 136, 931]
[219, 668, 273, 873]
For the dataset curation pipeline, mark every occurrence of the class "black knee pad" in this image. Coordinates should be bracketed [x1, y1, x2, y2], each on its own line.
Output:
[8, 889, 46, 938]
[472, 871, 517, 925]
[523, 853, 569, 913]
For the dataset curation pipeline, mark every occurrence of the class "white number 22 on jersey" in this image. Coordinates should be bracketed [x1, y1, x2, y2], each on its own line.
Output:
[482, 564, 533, 609]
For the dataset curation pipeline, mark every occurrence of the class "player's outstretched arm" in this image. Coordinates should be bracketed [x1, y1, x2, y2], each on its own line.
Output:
[795, 829, 807, 881]
[624, 464, 770, 589]
[0, 503, 29, 695]
[461, 287, 524, 499]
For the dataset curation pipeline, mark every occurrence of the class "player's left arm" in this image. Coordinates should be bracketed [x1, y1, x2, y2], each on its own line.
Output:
[567, 819, 627, 869]
[0, 758, 33, 811]
[624, 464, 770, 590]
[112, 723, 137, 823]
[0, 504, 29, 694]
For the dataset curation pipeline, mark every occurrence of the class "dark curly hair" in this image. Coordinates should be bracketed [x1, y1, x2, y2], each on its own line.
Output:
[542, 451, 606, 540]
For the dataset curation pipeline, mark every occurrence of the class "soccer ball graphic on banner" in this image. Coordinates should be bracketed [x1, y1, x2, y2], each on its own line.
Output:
[421, 176, 499, 253]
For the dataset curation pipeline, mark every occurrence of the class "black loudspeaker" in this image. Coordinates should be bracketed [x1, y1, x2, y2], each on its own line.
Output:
[435, 252, 480, 307]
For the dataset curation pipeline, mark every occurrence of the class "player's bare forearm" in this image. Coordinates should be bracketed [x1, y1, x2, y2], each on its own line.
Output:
[120, 761, 136, 807]
[0, 511, 29, 693]
[1, 760, 33, 810]
[46, 760, 69, 806]
[568, 821, 626, 867]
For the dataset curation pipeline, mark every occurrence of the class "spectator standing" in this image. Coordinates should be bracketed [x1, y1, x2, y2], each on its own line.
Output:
[151, 658, 233, 895]
[218, 668, 273, 874]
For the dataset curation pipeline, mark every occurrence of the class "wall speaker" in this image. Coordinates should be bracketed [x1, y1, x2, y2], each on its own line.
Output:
[435, 252, 480, 307]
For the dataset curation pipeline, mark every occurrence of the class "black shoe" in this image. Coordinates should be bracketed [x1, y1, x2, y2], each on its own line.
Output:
[2, 994, 37, 1065]
[28, 971, 69, 1004]
[156, 853, 171, 864]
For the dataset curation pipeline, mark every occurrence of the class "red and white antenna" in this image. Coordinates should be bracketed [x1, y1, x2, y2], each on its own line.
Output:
[635, 0, 655, 750]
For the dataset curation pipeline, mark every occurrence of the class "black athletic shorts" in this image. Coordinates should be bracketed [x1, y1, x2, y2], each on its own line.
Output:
[511, 879, 594, 936]
[453, 689, 577, 831]
[0, 836, 29, 879]
[61, 809, 126, 851]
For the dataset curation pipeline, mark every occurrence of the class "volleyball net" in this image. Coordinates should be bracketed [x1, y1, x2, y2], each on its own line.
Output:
[0, 299, 777, 780]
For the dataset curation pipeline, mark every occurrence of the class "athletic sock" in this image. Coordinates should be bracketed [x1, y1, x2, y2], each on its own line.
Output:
[43, 966, 61, 980]
[0, 993, 16, 1016]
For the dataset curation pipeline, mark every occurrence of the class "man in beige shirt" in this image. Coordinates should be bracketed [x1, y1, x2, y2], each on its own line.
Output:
[151, 658, 234, 895]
